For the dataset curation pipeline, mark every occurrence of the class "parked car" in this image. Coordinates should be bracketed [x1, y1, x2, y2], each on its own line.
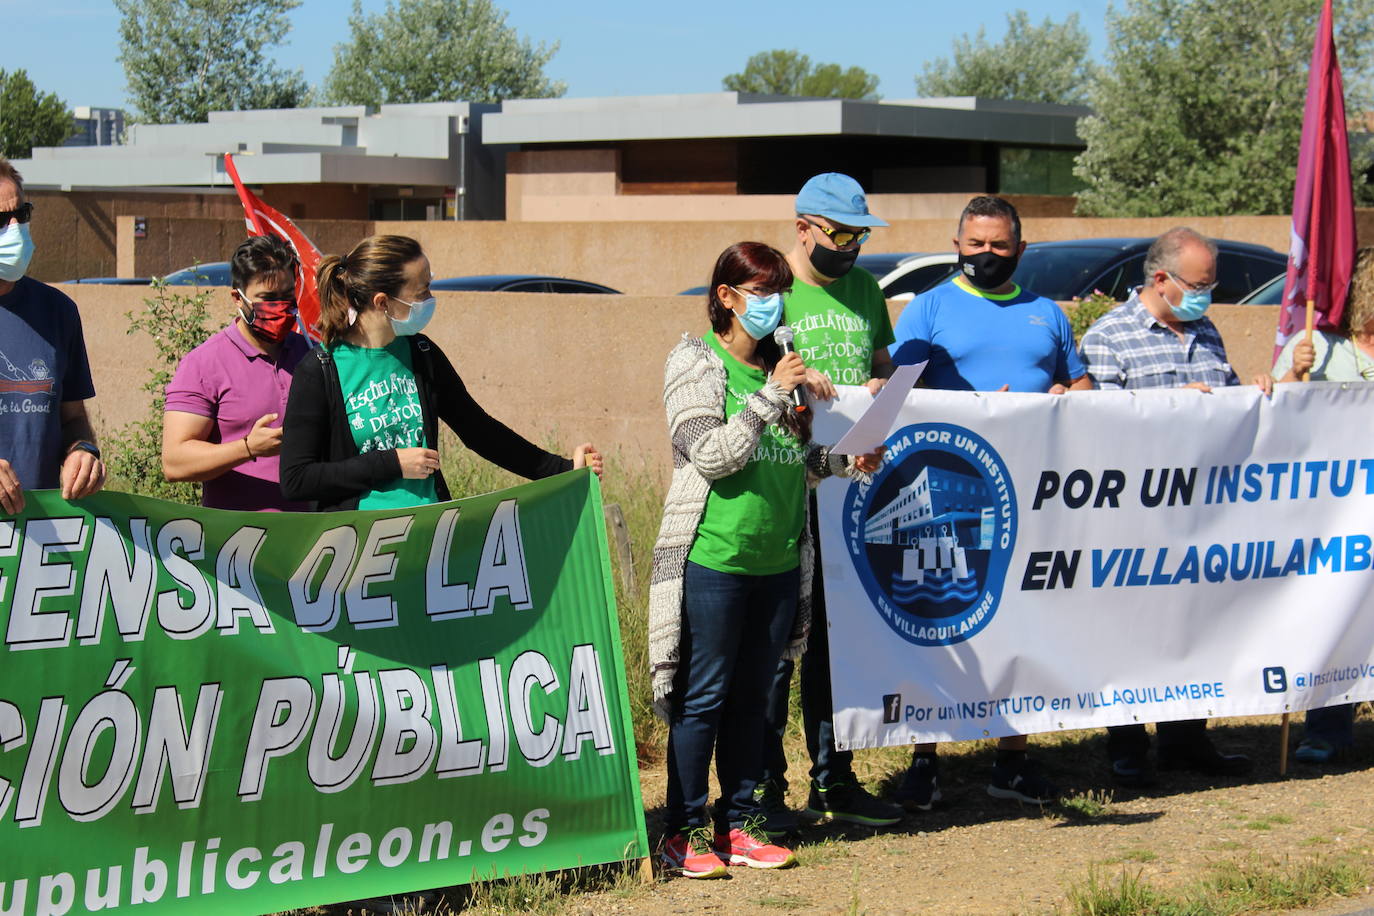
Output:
[870, 253, 958, 301]
[431, 275, 620, 294]
[60, 277, 151, 285]
[1006, 238, 1286, 304]
[1237, 272, 1286, 305]
[161, 261, 232, 286]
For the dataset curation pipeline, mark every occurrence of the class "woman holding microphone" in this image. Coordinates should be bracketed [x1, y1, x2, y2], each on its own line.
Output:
[648, 241, 881, 878]
[281, 234, 600, 510]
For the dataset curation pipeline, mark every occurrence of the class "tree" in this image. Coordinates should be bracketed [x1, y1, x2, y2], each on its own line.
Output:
[722, 50, 880, 100]
[1075, 0, 1374, 216]
[116, 0, 309, 124]
[323, 0, 565, 106]
[0, 70, 72, 159]
[914, 11, 1097, 105]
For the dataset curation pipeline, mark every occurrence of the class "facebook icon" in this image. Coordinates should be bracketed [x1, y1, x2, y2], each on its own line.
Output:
[1262, 666, 1287, 693]
[882, 694, 902, 723]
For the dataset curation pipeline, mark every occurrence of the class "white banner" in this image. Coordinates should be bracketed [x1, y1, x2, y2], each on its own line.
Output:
[813, 382, 1374, 748]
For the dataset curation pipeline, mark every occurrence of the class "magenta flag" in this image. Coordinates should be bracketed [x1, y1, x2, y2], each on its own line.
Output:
[1278, 0, 1356, 355]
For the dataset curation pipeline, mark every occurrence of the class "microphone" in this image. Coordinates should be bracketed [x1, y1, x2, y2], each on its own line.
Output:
[773, 325, 808, 414]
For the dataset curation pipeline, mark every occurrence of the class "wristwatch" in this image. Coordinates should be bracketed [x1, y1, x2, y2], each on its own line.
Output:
[67, 440, 102, 461]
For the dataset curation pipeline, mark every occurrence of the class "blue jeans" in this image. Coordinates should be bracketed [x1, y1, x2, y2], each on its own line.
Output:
[1304, 703, 1355, 748]
[664, 561, 799, 834]
[762, 496, 853, 790]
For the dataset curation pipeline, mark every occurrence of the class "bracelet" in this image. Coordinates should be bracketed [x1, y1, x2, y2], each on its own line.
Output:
[243, 439, 255, 460]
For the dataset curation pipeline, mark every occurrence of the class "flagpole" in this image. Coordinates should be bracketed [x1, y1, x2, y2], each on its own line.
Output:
[1287, 0, 1336, 766]
[1304, 6, 1331, 384]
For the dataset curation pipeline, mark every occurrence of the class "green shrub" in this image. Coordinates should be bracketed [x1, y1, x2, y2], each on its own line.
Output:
[1068, 289, 1119, 343]
[103, 279, 215, 504]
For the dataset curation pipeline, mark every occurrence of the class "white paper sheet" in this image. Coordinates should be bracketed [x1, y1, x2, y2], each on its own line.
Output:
[829, 362, 926, 454]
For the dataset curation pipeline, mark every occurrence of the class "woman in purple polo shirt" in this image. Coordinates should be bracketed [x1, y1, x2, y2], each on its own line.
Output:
[279, 234, 601, 511]
[163, 236, 311, 512]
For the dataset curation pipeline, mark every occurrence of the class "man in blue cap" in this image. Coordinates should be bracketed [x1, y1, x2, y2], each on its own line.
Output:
[756, 173, 904, 832]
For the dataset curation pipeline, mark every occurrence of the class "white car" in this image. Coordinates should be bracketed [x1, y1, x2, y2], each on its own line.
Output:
[861, 252, 958, 301]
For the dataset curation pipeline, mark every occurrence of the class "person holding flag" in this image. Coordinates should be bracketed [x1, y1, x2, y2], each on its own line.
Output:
[1275, 0, 1355, 367]
[1269, 247, 1374, 764]
[1265, 0, 1360, 767]
[224, 153, 325, 340]
[162, 236, 311, 511]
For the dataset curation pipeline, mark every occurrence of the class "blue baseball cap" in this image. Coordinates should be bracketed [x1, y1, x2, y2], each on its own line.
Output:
[795, 173, 888, 228]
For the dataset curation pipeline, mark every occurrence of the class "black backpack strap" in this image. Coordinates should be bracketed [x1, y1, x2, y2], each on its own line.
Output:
[314, 347, 343, 422]
[410, 336, 441, 449]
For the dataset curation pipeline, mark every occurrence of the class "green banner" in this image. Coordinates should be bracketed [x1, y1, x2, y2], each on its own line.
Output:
[0, 470, 647, 915]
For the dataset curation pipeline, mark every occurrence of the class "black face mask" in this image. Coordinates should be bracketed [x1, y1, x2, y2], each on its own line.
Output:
[809, 240, 860, 279]
[958, 250, 1019, 291]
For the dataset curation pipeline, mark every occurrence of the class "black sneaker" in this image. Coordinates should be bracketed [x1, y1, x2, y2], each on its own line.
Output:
[895, 754, 942, 811]
[1158, 740, 1252, 776]
[987, 757, 1060, 805]
[1110, 755, 1156, 788]
[752, 779, 800, 837]
[805, 779, 903, 826]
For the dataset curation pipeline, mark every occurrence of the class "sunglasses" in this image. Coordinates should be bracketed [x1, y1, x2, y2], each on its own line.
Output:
[804, 217, 870, 249]
[0, 202, 33, 226]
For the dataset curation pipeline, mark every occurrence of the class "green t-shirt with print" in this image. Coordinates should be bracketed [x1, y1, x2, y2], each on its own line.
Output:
[333, 339, 436, 510]
[688, 333, 807, 576]
[784, 266, 895, 387]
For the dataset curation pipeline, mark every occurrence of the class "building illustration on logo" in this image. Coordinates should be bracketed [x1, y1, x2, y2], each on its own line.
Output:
[862, 465, 995, 607]
[842, 422, 1017, 647]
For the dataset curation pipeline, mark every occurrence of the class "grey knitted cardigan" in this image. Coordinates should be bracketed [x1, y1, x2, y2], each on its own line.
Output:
[648, 333, 860, 719]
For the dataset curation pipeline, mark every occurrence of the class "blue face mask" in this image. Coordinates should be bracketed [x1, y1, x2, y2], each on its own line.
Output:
[390, 296, 436, 336]
[730, 287, 784, 340]
[0, 223, 35, 282]
[1168, 274, 1212, 322]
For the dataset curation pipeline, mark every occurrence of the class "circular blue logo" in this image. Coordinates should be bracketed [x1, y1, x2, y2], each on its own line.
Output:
[842, 422, 1017, 646]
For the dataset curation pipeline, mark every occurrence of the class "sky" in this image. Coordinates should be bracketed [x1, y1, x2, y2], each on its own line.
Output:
[7, 0, 1109, 112]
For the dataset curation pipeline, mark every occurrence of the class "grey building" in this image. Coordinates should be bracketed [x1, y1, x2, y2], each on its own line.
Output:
[65, 107, 126, 147]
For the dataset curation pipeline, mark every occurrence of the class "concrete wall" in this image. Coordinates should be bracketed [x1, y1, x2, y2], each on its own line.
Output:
[27, 188, 375, 281]
[115, 216, 373, 280]
[106, 213, 1318, 295]
[62, 284, 1283, 470]
[27, 189, 248, 281]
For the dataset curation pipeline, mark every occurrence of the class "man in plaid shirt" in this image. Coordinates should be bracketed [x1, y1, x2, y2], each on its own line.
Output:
[1078, 226, 1253, 785]
[1079, 227, 1239, 390]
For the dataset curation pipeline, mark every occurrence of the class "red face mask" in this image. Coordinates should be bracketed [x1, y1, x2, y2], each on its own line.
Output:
[236, 290, 298, 343]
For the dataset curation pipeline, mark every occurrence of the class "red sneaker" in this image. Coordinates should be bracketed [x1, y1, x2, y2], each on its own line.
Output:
[660, 829, 727, 879]
[714, 822, 797, 869]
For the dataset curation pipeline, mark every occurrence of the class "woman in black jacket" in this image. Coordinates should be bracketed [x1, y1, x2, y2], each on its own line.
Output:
[280, 234, 601, 511]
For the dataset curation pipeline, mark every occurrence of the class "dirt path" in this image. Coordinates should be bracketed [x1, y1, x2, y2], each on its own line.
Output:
[569, 716, 1374, 916]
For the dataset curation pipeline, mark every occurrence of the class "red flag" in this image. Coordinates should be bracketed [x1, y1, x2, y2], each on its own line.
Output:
[1277, 0, 1356, 357]
[224, 153, 323, 342]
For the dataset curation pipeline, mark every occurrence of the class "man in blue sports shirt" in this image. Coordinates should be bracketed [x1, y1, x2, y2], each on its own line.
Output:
[888, 195, 1089, 810]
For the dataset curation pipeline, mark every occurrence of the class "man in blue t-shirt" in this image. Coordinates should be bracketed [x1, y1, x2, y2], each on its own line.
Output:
[891, 197, 1088, 393]
[889, 196, 1089, 812]
[0, 158, 105, 514]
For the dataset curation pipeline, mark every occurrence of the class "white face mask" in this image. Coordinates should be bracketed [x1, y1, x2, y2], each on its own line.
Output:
[0, 223, 34, 282]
